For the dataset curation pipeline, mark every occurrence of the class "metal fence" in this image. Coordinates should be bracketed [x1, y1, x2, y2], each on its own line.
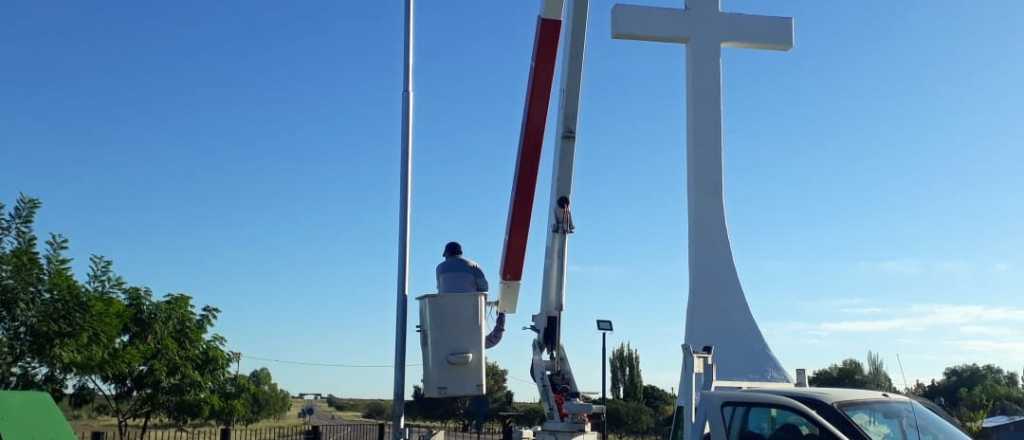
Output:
[76, 422, 387, 440]
[77, 422, 663, 440]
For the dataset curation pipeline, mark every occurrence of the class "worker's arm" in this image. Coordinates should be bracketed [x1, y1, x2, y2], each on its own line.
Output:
[472, 264, 489, 293]
[435, 263, 443, 292]
[485, 313, 506, 349]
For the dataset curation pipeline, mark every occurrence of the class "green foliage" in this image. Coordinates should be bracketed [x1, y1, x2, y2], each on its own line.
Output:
[810, 358, 868, 388]
[609, 343, 643, 402]
[814, 356, 1024, 434]
[605, 399, 655, 434]
[640, 384, 676, 438]
[809, 352, 895, 392]
[325, 395, 348, 411]
[407, 385, 466, 422]
[511, 403, 546, 427]
[642, 384, 676, 418]
[406, 361, 512, 426]
[0, 194, 289, 438]
[606, 345, 670, 436]
[917, 363, 1024, 435]
[0, 194, 85, 396]
[362, 401, 392, 420]
[865, 351, 895, 392]
[325, 394, 361, 412]
[246, 368, 291, 422]
[209, 368, 292, 428]
[69, 287, 233, 438]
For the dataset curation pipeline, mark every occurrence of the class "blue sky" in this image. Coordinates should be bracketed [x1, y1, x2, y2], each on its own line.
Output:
[3, 0, 1023, 400]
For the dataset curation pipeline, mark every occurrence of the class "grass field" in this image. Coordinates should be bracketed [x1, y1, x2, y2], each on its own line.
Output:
[67, 398, 368, 434]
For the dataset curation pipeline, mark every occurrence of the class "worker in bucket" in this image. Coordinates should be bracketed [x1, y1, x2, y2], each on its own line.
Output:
[436, 241, 505, 348]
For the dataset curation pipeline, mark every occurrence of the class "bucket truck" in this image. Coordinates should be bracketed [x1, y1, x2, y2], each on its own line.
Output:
[418, 0, 601, 438]
[496, 0, 599, 439]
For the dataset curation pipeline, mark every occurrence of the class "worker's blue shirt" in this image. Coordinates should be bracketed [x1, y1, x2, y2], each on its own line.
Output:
[436, 256, 489, 293]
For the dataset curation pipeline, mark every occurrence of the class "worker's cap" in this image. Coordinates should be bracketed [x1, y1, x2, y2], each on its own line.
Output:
[443, 241, 462, 257]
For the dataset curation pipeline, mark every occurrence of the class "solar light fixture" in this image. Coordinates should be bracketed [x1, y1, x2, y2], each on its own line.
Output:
[595, 318, 614, 440]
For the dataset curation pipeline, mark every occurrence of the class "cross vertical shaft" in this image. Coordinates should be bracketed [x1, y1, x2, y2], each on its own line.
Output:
[685, 38, 732, 319]
[611, 0, 794, 383]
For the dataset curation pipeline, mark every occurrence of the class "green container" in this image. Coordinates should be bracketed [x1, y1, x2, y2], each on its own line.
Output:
[0, 391, 76, 440]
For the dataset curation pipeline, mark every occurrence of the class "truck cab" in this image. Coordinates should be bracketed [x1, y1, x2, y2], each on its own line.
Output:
[696, 388, 970, 440]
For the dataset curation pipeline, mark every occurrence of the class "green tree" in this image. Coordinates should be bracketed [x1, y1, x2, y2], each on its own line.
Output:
[406, 361, 512, 426]
[809, 358, 869, 389]
[363, 401, 392, 420]
[512, 403, 546, 427]
[610, 346, 623, 400]
[609, 343, 643, 402]
[865, 351, 895, 392]
[210, 368, 291, 428]
[246, 368, 291, 421]
[70, 287, 232, 439]
[642, 384, 676, 419]
[641, 384, 677, 437]
[605, 399, 655, 434]
[920, 363, 1024, 434]
[486, 361, 511, 408]
[0, 194, 288, 436]
[0, 195, 45, 391]
[210, 374, 256, 428]
[0, 195, 90, 396]
[809, 352, 895, 392]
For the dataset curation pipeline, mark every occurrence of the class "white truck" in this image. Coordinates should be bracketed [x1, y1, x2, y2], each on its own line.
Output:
[660, 346, 971, 440]
[690, 387, 969, 440]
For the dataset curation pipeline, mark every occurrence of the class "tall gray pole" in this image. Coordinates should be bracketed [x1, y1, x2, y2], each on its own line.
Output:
[391, 0, 414, 439]
[602, 331, 608, 440]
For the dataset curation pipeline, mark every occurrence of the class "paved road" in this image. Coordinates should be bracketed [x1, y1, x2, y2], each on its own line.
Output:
[296, 402, 504, 440]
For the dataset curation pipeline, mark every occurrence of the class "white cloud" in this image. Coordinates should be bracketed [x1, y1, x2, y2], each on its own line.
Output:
[950, 340, 1024, 354]
[838, 306, 886, 315]
[820, 318, 917, 333]
[958, 325, 1019, 337]
[567, 263, 624, 276]
[810, 304, 1024, 336]
[859, 259, 1016, 277]
[859, 259, 926, 275]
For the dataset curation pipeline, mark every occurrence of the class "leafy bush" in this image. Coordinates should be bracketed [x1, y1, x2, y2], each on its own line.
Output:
[809, 351, 894, 392]
[210, 368, 292, 428]
[405, 362, 510, 424]
[605, 399, 655, 434]
[326, 395, 353, 412]
[363, 401, 392, 420]
[512, 403, 546, 428]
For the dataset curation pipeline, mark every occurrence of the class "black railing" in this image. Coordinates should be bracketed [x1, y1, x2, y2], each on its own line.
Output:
[77, 422, 386, 440]
[79, 422, 664, 440]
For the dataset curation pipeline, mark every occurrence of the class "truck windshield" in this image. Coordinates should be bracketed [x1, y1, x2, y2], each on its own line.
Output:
[837, 400, 970, 440]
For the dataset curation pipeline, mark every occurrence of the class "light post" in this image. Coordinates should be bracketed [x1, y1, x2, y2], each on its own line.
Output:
[596, 319, 613, 440]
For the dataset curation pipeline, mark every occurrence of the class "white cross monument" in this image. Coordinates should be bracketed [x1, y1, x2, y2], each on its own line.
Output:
[612, 0, 794, 384]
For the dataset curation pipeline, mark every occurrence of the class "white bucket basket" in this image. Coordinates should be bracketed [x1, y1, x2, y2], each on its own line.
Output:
[417, 292, 486, 398]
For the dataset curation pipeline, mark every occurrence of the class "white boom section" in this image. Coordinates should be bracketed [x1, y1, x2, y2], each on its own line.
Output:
[534, 0, 588, 353]
[527, 0, 601, 437]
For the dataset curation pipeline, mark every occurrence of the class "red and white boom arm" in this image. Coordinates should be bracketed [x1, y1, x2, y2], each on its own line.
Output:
[498, 0, 564, 312]
[499, 0, 595, 431]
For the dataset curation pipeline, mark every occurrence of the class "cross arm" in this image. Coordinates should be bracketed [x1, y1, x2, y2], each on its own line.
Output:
[611, 4, 691, 43]
[719, 12, 793, 51]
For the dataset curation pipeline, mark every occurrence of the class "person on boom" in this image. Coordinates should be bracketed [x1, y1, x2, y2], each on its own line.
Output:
[436, 241, 505, 348]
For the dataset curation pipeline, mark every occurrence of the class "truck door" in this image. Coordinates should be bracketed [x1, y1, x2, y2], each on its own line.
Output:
[703, 392, 850, 440]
